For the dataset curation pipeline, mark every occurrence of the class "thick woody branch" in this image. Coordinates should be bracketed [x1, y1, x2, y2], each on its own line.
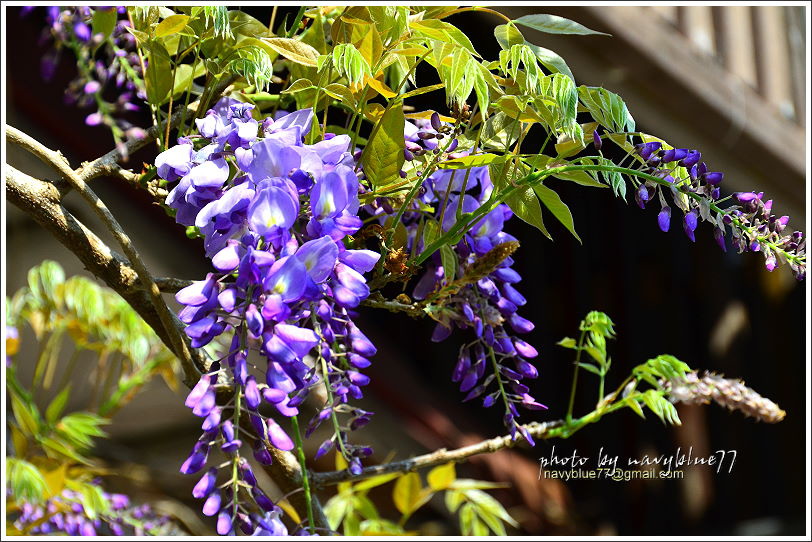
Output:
[8, 124, 202, 386]
[310, 419, 565, 488]
[5, 165, 198, 370]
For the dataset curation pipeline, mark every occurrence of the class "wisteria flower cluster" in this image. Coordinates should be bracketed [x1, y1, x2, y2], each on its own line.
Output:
[11, 485, 171, 536]
[28, 6, 146, 146]
[156, 99, 380, 534]
[627, 140, 806, 279]
[372, 114, 547, 444]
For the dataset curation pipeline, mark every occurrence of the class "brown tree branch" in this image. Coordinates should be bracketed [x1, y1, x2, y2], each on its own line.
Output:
[5, 165, 197, 369]
[7, 124, 201, 386]
[310, 419, 565, 488]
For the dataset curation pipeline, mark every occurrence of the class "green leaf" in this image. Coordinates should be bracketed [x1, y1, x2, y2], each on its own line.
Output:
[526, 42, 575, 82]
[448, 478, 510, 490]
[170, 61, 206, 97]
[524, 155, 607, 188]
[439, 153, 508, 169]
[440, 245, 459, 282]
[354, 472, 400, 493]
[472, 62, 493, 118]
[155, 14, 189, 38]
[229, 10, 269, 41]
[428, 462, 457, 491]
[533, 183, 581, 242]
[10, 393, 40, 437]
[228, 44, 274, 91]
[481, 112, 522, 151]
[465, 489, 519, 527]
[38, 436, 89, 465]
[332, 43, 372, 85]
[504, 186, 550, 240]
[324, 494, 351, 531]
[352, 495, 379, 520]
[201, 6, 233, 39]
[494, 22, 524, 50]
[7, 458, 48, 503]
[91, 8, 118, 42]
[626, 397, 646, 419]
[263, 37, 320, 67]
[45, 385, 72, 425]
[513, 14, 610, 37]
[410, 19, 479, 56]
[144, 39, 173, 105]
[392, 472, 422, 516]
[578, 86, 635, 133]
[445, 489, 465, 514]
[359, 518, 406, 535]
[66, 480, 111, 520]
[557, 337, 577, 348]
[640, 391, 681, 425]
[459, 503, 477, 535]
[577, 362, 603, 376]
[474, 506, 508, 536]
[361, 104, 405, 187]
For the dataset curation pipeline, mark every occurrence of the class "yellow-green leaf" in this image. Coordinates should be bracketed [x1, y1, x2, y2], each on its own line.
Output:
[438, 153, 509, 169]
[392, 472, 421, 515]
[427, 462, 457, 490]
[263, 37, 320, 67]
[91, 8, 118, 42]
[365, 77, 396, 98]
[361, 104, 405, 187]
[354, 472, 400, 493]
[155, 14, 189, 37]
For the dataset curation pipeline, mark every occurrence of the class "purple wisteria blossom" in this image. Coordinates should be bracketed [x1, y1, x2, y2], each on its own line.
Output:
[11, 485, 172, 536]
[628, 140, 805, 279]
[364, 116, 547, 444]
[31, 6, 146, 146]
[156, 99, 380, 534]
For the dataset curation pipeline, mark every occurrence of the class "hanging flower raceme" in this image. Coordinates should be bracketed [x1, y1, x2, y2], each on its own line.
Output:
[370, 116, 547, 445]
[156, 99, 380, 534]
[29, 6, 146, 146]
[628, 141, 805, 279]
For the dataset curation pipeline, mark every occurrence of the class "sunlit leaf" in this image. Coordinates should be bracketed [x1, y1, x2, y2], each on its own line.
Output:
[392, 472, 422, 516]
[504, 186, 550, 240]
[513, 13, 610, 37]
[410, 19, 480, 57]
[361, 104, 405, 187]
[439, 153, 508, 169]
[427, 462, 457, 490]
[263, 37, 320, 67]
[494, 22, 524, 50]
[45, 385, 72, 425]
[155, 14, 189, 38]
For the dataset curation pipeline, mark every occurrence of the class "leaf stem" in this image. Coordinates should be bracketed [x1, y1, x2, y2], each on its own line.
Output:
[566, 329, 587, 424]
[291, 415, 315, 533]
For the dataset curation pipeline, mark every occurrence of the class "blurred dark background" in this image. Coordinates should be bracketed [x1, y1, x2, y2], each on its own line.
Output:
[5, 5, 808, 536]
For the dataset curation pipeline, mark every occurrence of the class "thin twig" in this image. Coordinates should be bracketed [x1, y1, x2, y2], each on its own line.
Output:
[7, 125, 201, 386]
[310, 419, 566, 488]
[74, 75, 238, 183]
